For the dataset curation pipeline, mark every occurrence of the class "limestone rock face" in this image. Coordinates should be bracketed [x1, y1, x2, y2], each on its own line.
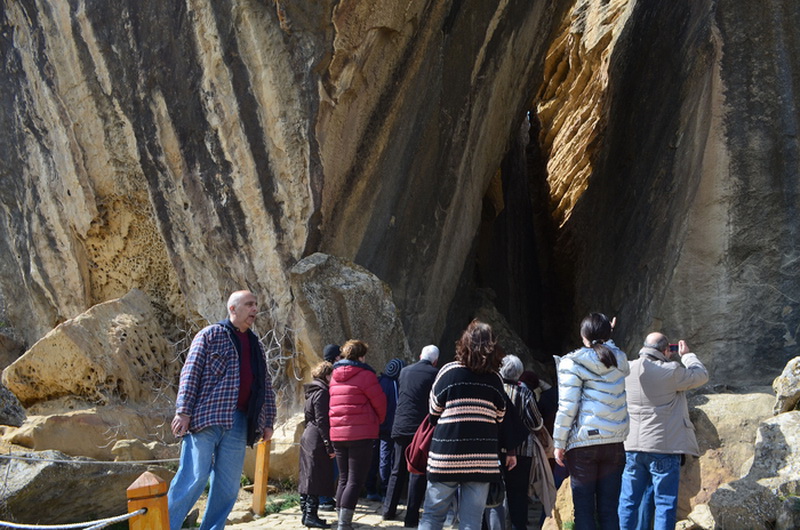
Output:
[0, 0, 571, 363]
[541, 0, 800, 386]
[0, 449, 165, 525]
[708, 411, 800, 528]
[2, 289, 177, 407]
[290, 253, 411, 374]
[773, 357, 800, 414]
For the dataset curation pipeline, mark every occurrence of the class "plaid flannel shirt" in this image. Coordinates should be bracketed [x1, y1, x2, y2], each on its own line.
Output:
[176, 322, 276, 434]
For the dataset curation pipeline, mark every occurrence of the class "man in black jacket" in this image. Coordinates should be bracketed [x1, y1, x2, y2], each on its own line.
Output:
[382, 345, 439, 527]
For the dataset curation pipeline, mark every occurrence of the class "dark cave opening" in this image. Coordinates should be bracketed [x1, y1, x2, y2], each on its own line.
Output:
[472, 112, 572, 375]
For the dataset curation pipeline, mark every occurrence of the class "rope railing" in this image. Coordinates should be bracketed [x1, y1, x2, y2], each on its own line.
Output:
[0, 440, 300, 466]
[0, 454, 179, 465]
[0, 508, 146, 530]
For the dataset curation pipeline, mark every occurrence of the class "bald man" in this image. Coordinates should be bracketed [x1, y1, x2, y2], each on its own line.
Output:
[168, 291, 276, 530]
[618, 333, 708, 530]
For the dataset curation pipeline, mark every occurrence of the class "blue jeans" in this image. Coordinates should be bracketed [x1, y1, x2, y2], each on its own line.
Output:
[419, 481, 490, 530]
[565, 443, 625, 530]
[167, 411, 248, 530]
[618, 452, 681, 530]
[638, 481, 655, 529]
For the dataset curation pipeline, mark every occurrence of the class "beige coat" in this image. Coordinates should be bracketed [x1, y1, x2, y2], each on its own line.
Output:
[624, 348, 709, 456]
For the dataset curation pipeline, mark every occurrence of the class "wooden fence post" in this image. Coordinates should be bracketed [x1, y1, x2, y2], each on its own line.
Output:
[251, 439, 271, 515]
[127, 471, 169, 530]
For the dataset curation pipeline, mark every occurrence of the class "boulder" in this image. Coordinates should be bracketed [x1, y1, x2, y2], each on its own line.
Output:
[2, 289, 178, 407]
[2, 402, 172, 460]
[0, 449, 167, 525]
[111, 439, 155, 462]
[0, 382, 25, 427]
[773, 357, 800, 414]
[290, 253, 411, 377]
[685, 388, 775, 513]
[683, 503, 715, 529]
[548, 475, 573, 529]
[243, 411, 304, 483]
[708, 411, 800, 528]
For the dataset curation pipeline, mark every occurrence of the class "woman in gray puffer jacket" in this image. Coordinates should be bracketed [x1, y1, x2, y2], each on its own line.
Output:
[553, 313, 629, 530]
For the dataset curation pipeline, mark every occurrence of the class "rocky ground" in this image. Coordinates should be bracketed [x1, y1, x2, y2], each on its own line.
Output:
[206, 488, 545, 529]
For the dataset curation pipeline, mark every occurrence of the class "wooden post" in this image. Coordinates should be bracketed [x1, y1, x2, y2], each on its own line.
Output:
[251, 439, 271, 515]
[127, 471, 169, 530]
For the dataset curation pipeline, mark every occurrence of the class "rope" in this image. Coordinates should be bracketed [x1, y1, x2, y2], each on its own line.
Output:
[0, 508, 146, 529]
[0, 442, 301, 467]
[0, 454, 178, 465]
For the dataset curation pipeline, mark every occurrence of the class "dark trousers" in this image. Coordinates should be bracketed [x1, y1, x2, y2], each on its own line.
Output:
[334, 439, 374, 510]
[566, 442, 626, 530]
[382, 436, 427, 525]
[504, 455, 533, 530]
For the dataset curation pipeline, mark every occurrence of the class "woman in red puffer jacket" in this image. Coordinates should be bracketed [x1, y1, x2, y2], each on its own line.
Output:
[329, 339, 387, 530]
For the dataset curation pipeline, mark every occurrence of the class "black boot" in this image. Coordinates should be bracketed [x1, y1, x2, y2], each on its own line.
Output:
[300, 494, 308, 525]
[304, 495, 329, 528]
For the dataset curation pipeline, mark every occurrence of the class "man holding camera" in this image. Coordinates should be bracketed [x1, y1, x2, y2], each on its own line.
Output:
[618, 333, 708, 530]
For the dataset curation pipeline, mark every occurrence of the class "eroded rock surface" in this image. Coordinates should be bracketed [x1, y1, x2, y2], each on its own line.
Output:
[2, 289, 177, 406]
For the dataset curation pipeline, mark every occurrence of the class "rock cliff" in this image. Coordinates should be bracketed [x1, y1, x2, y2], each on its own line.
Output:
[1, 0, 798, 392]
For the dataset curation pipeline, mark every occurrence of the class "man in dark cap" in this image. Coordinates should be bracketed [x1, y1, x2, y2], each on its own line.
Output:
[323, 343, 341, 364]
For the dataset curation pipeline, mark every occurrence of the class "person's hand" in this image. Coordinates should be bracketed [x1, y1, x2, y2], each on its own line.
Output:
[328, 452, 336, 459]
[678, 340, 689, 356]
[610, 316, 617, 332]
[262, 427, 274, 442]
[554, 448, 566, 467]
[171, 414, 190, 437]
[505, 454, 517, 471]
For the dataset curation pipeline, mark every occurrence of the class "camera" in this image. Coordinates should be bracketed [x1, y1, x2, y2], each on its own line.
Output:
[669, 344, 679, 353]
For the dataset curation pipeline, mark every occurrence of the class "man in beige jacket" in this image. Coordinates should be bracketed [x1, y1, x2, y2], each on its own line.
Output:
[618, 332, 708, 530]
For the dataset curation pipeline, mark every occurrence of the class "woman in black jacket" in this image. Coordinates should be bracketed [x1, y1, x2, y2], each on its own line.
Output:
[298, 361, 336, 528]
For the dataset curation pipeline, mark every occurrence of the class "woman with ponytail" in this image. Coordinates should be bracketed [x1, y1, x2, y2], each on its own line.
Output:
[553, 313, 629, 529]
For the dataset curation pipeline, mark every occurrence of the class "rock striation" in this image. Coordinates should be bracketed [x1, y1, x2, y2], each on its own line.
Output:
[0, 0, 571, 363]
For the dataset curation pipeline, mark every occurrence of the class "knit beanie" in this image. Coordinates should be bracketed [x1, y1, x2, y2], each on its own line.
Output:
[383, 358, 405, 380]
[323, 344, 341, 363]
